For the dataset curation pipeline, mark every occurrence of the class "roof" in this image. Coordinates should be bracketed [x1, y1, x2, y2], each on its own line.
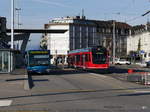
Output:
[132, 25, 146, 31]
[47, 17, 132, 29]
[91, 20, 132, 29]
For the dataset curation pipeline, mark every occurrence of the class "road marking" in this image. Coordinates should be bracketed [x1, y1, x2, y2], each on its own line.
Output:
[134, 90, 150, 93]
[89, 73, 107, 78]
[142, 106, 148, 110]
[0, 100, 12, 107]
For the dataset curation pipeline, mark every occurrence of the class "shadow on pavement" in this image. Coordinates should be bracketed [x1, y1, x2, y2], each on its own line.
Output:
[29, 69, 88, 76]
[33, 79, 49, 82]
[118, 92, 150, 97]
[0, 86, 150, 100]
[6, 78, 27, 82]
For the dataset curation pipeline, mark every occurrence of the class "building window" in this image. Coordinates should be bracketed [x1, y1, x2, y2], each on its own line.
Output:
[106, 28, 111, 33]
[102, 28, 105, 33]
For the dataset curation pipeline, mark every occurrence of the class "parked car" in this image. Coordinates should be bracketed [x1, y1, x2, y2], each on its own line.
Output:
[115, 58, 131, 65]
[146, 61, 150, 67]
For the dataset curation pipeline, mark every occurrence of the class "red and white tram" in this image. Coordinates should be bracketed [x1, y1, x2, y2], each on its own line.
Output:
[68, 46, 109, 69]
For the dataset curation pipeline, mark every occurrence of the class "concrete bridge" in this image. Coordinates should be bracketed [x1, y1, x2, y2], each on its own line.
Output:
[4, 29, 67, 52]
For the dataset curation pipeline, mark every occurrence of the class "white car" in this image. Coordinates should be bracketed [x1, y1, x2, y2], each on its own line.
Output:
[115, 58, 131, 65]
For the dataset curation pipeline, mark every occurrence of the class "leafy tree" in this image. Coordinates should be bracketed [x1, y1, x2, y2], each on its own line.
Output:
[137, 38, 141, 52]
[40, 35, 47, 50]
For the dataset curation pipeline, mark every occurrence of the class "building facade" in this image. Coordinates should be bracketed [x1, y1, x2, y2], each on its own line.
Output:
[127, 23, 150, 62]
[42, 16, 131, 63]
[94, 20, 131, 58]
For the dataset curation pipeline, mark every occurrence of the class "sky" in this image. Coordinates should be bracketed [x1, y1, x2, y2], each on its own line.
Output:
[0, 0, 150, 49]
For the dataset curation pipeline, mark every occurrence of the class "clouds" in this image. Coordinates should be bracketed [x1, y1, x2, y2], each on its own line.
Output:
[31, 0, 71, 8]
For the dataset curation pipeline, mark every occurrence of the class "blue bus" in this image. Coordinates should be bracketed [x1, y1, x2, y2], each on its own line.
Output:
[26, 50, 51, 74]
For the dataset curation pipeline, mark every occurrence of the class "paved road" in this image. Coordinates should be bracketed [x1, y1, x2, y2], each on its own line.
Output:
[1, 67, 150, 112]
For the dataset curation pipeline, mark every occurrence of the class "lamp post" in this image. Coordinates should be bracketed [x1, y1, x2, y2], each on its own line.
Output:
[111, 13, 120, 64]
[15, 8, 21, 29]
[11, 0, 15, 49]
[112, 20, 116, 64]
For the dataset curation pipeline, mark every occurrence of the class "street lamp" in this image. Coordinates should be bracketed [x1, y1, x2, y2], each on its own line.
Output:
[11, 0, 14, 49]
[15, 8, 22, 29]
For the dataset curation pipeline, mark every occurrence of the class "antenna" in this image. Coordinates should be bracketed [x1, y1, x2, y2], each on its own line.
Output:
[82, 9, 84, 17]
[81, 9, 85, 19]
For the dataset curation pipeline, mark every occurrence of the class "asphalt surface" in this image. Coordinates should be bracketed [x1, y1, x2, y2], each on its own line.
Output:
[0, 65, 150, 112]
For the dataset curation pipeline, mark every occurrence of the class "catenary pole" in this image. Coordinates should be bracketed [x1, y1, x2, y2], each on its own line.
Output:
[11, 0, 14, 49]
[112, 20, 116, 64]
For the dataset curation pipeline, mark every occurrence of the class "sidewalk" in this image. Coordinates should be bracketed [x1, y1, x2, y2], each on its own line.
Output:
[0, 68, 28, 100]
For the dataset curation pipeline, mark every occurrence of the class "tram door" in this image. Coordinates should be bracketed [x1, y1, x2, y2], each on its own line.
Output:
[0, 52, 9, 73]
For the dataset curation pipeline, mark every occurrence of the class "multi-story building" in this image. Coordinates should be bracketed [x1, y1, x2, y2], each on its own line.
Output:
[93, 20, 131, 57]
[127, 22, 150, 62]
[42, 16, 131, 63]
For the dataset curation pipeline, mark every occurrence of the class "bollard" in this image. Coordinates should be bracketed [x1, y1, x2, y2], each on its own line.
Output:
[24, 70, 34, 90]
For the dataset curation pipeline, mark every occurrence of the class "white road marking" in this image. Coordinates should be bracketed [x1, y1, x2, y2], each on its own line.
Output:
[89, 73, 107, 78]
[142, 106, 148, 110]
[134, 90, 150, 93]
[0, 100, 12, 107]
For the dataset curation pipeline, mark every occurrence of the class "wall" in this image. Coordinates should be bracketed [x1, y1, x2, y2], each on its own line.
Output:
[127, 31, 150, 62]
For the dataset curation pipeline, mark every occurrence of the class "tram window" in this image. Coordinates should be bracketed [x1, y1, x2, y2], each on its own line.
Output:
[72, 56, 75, 63]
[76, 55, 80, 62]
[89, 54, 91, 61]
[85, 54, 89, 61]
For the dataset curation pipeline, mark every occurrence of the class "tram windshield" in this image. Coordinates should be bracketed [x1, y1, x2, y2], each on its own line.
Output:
[92, 48, 107, 64]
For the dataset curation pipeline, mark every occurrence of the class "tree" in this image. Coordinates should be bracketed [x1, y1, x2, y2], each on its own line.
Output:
[137, 38, 141, 52]
[40, 35, 48, 50]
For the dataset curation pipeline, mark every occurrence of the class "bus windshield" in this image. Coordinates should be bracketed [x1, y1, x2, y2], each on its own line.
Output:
[29, 58, 49, 67]
[27, 51, 50, 67]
